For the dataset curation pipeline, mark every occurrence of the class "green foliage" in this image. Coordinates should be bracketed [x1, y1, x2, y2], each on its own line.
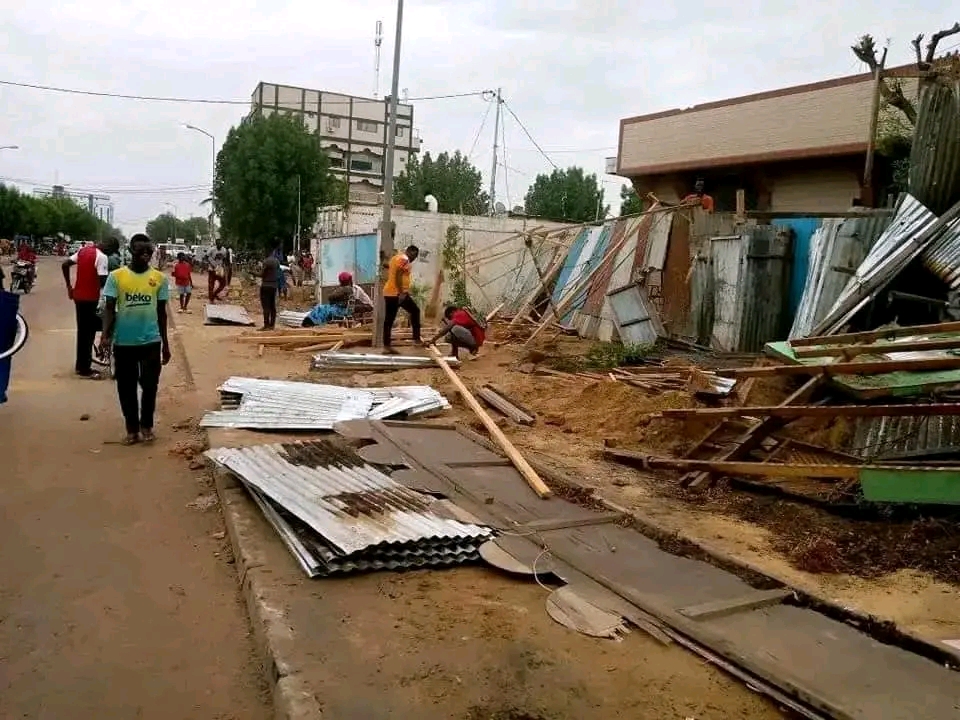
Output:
[441, 224, 472, 308]
[394, 151, 489, 215]
[547, 342, 657, 372]
[619, 184, 643, 216]
[213, 112, 338, 254]
[144, 213, 210, 244]
[523, 167, 609, 223]
[0, 183, 114, 241]
[407, 280, 430, 309]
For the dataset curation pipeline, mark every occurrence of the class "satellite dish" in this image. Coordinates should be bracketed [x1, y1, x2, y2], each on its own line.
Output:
[494, 202, 506, 215]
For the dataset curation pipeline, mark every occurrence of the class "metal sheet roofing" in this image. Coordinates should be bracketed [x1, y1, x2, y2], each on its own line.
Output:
[206, 440, 492, 575]
[201, 377, 448, 429]
[311, 351, 460, 370]
[277, 310, 309, 328]
[204, 303, 256, 326]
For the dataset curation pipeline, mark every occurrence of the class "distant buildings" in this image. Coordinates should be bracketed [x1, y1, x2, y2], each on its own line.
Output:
[32, 185, 114, 225]
[249, 82, 422, 204]
[612, 64, 920, 212]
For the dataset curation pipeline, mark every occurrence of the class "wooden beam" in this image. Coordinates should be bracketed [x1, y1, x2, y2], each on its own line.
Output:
[477, 385, 536, 425]
[604, 449, 860, 479]
[661, 402, 960, 420]
[745, 209, 893, 220]
[427, 344, 552, 498]
[519, 512, 624, 532]
[721, 356, 960, 378]
[678, 589, 794, 621]
[790, 320, 960, 348]
[793, 335, 960, 359]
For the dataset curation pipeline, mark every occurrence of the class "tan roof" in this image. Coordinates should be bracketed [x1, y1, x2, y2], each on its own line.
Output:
[618, 65, 919, 176]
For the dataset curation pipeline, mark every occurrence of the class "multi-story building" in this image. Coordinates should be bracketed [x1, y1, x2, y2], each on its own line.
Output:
[249, 82, 422, 203]
[612, 64, 920, 212]
[32, 185, 114, 225]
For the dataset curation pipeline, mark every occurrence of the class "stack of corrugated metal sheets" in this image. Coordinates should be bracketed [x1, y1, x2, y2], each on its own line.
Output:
[311, 351, 460, 370]
[206, 440, 492, 576]
[276, 310, 309, 328]
[200, 377, 449, 429]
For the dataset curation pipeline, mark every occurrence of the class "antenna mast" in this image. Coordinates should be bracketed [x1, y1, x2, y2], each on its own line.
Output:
[373, 20, 383, 98]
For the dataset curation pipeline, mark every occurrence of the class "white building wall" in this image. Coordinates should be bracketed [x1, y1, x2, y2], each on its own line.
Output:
[314, 205, 567, 312]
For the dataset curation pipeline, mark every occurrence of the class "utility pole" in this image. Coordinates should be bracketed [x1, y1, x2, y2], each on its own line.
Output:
[863, 46, 888, 207]
[295, 174, 301, 256]
[488, 88, 502, 215]
[373, 0, 404, 347]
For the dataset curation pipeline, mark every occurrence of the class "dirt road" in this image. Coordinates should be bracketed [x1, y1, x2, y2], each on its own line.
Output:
[0, 259, 269, 719]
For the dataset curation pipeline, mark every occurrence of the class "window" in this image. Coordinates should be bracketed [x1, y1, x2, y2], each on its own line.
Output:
[356, 119, 378, 133]
[351, 157, 374, 172]
[395, 126, 405, 138]
[326, 116, 341, 130]
[329, 157, 344, 168]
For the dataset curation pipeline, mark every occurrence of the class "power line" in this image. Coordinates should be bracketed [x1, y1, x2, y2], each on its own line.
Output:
[1, 176, 210, 194]
[500, 107, 512, 209]
[0, 79, 491, 107]
[508, 145, 617, 154]
[501, 101, 558, 170]
[467, 98, 494, 160]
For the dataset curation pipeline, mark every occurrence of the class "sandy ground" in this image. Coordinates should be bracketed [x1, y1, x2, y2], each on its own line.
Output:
[0, 258, 270, 719]
[176, 291, 785, 719]
[188, 285, 960, 647]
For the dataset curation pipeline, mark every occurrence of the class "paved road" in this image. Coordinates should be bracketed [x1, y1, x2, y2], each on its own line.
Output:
[0, 258, 269, 719]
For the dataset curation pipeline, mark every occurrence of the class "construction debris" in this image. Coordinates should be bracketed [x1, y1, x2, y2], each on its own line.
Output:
[206, 439, 493, 577]
[200, 377, 449, 429]
[204, 303, 255, 326]
[476, 384, 536, 425]
[311, 351, 460, 371]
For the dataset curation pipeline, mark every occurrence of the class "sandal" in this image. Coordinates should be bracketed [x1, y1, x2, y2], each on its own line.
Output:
[121, 433, 140, 446]
[141, 429, 156, 444]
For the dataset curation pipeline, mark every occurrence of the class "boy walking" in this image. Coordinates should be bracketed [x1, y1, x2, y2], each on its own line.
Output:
[99, 234, 171, 445]
[172, 252, 193, 313]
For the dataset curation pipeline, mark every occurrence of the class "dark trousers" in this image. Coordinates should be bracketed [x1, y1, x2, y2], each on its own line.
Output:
[208, 271, 226, 302]
[74, 300, 100, 375]
[259, 286, 277, 328]
[113, 342, 162, 434]
[383, 295, 421, 347]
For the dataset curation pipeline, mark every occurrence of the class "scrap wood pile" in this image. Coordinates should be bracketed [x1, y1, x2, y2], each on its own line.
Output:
[522, 361, 736, 398]
[237, 325, 434, 354]
[605, 319, 960, 508]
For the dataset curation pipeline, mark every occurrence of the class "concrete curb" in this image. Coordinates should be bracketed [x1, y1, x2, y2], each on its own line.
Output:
[170, 308, 321, 719]
[214, 468, 324, 720]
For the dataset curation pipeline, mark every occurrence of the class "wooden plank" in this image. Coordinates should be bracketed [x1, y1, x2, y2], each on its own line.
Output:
[793, 335, 960, 359]
[427, 344, 552, 498]
[745, 209, 893, 219]
[478, 384, 536, 425]
[661, 402, 960, 420]
[604, 449, 861, 479]
[720, 356, 960, 378]
[790, 320, 960, 348]
[678, 589, 794, 621]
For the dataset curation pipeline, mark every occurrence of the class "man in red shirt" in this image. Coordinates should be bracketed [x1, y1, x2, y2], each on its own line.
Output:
[425, 305, 486, 359]
[17, 243, 36, 264]
[62, 238, 118, 377]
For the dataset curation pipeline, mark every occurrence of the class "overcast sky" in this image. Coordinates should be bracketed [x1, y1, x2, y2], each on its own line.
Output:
[2, 1, 957, 236]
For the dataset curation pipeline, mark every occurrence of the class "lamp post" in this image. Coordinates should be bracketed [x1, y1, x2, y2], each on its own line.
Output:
[373, 0, 404, 347]
[183, 124, 216, 244]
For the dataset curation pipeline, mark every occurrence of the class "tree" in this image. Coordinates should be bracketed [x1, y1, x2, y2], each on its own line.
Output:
[145, 214, 210, 244]
[0, 183, 114, 241]
[394, 151, 489, 215]
[619, 184, 643, 216]
[523, 167, 608, 223]
[213, 113, 337, 253]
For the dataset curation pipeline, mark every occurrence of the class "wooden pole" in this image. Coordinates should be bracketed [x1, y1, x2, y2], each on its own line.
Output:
[508, 239, 569, 327]
[426, 344, 552, 498]
[605, 449, 860, 479]
[720, 356, 960, 378]
[793, 335, 960, 359]
[661, 402, 960, 421]
[790, 319, 960, 347]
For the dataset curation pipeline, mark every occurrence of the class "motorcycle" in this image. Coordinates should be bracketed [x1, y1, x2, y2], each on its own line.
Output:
[10, 260, 35, 294]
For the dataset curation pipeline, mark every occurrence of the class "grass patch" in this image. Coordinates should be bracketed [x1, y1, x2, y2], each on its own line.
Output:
[546, 342, 657, 373]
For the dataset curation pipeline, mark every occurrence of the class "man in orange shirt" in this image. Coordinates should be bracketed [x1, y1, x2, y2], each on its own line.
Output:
[382, 244, 420, 350]
[682, 178, 715, 212]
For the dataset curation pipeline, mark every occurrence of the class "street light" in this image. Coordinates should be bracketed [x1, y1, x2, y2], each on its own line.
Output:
[183, 124, 216, 244]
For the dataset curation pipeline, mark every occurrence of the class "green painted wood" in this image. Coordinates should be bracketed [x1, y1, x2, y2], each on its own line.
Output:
[859, 467, 960, 505]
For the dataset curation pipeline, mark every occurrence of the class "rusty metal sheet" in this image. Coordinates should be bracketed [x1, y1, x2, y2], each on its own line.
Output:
[204, 303, 255, 326]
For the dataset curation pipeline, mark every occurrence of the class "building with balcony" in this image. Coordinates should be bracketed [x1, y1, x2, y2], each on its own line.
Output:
[613, 65, 920, 212]
[249, 82, 422, 203]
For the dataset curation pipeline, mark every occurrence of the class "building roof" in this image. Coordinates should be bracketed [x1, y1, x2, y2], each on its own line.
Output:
[617, 64, 919, 177]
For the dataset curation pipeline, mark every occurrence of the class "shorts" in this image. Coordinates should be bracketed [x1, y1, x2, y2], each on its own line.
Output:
[178, 284, 192, 296]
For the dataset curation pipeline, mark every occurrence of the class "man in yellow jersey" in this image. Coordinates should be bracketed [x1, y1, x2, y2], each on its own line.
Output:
[99, 234, 171, 445]
[382, 244, 421, 350]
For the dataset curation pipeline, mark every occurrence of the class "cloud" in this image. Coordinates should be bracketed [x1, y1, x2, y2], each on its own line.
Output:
[1, 0, 957, 234]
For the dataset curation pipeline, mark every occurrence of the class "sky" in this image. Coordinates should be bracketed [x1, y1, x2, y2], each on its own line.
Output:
[1, 1, 957, 237]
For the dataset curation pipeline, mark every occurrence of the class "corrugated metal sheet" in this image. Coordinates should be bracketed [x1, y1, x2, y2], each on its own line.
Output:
[908, 81, 960, 216]
[689, 253, 714, 346]
[736, 226, 792, 353]
[606, 283, 665, 346]
[557, 224, 613, 322]
[789, 213, 891, 339]
[813, 194, 939, 335]
[206, 440, 492, 575]
[311, 351, 459, 370]
[201, 377, 449, 429]
[851, 414, 960, 461]
[204, 304, 255, 326]
[772, 218, 819, 316]
[920, 216, 960, 289]
[277, 310, 308, 328]
[709, 235, 744, 351]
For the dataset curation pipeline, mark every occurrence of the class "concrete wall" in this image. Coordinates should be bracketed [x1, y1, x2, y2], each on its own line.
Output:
[313, 205, 568, 312]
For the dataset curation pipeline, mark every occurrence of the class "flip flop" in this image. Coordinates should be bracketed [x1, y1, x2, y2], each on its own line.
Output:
[121, 433, 140, 446]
